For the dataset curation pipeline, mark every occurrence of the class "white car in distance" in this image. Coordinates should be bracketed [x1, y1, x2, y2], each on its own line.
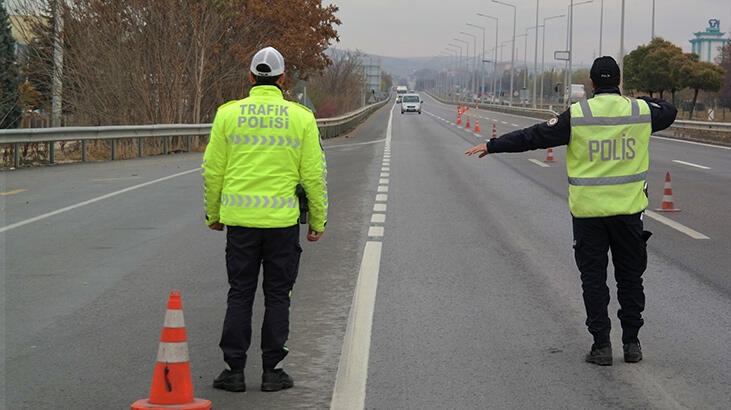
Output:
[400, 94, 422, 114]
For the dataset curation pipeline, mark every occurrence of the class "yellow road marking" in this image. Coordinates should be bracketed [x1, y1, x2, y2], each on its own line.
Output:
[1, 189, 27, 196]
[92, 176, 141, 182]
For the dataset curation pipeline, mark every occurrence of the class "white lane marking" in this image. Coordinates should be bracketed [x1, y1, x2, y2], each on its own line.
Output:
[529, 158, 551, 168]
[326, 138, 387, 148]
[672, 160, 710, 170]
[645, 210, 710, 240]
[0, 168, 199, 233]
[370, 213, 386, 223]
[330, 241, 382, 409]
[331, 100, 393, 410]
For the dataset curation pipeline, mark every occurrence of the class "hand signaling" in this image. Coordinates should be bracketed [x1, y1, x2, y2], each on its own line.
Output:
[465, 143, 489, 158]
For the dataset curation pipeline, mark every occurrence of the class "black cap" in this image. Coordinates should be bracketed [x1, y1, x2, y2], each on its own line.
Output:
[590, 56, 620, 86]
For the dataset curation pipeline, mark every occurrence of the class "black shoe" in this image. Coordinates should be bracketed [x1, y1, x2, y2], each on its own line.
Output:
[213, 369, 246, 392]
[261, 369, 294, 392]
[623, 342, 642, 363]
[585, 343, 613, 366]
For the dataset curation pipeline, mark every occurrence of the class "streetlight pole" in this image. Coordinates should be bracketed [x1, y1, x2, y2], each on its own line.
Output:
[499, 40, 511, 100]
[492, 0, 516, 106]
[532, 0, 539, 108]
[448, 43, 463, 99]
[651, 0, 655, 39]
[453, 37, 470, 101]
[477, 13, 499, 100]
[541, 14, 565, 107]
[516, 32, 528, 90]
[466, 23, 486, 101]
[599, 0, 604, 55]
[446, 48, 460, 101]
[619, 0, 625, 94]
[567, 0, 593, 107]
[460, 31, 478, 99]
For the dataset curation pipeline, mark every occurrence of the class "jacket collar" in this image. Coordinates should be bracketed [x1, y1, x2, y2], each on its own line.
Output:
[592, 85, 621, 96]
[250, 85, 284, 98]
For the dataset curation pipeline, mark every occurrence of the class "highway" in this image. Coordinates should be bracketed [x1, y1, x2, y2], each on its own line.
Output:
[2, 94, 730, 409]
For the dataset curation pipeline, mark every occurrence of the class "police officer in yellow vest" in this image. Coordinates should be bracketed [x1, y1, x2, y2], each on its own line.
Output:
[465, 56, 676, 366]
[203, 46, 328, 392]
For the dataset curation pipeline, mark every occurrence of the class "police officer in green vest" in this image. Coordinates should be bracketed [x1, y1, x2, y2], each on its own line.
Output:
[465, 56, 676, 366]
[203, 46, 328, 391]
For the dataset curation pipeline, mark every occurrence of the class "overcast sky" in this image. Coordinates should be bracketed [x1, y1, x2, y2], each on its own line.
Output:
[329, 0, 731, 66]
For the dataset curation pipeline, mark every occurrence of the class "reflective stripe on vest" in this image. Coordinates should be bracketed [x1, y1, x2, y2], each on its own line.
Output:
[568, 171, 647, 186]
[221, 194, 298, 209]
[567, 95, 651, 217]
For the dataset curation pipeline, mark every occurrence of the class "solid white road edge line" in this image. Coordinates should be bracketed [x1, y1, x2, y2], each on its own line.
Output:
[645, 210, 710, 240]
[330, 104, 393, 410]
[0, 168, 200, 234]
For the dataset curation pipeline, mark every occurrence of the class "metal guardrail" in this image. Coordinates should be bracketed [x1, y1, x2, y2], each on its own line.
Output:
[428, 92, 731, 146]
[669, 119, 731, 131]
[0, 98, 389, 168]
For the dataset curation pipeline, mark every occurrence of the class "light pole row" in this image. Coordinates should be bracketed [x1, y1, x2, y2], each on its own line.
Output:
[444, 0, 655, 107]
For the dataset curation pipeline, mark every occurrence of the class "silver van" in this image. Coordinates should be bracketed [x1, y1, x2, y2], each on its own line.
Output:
[400, 94, 422, 114]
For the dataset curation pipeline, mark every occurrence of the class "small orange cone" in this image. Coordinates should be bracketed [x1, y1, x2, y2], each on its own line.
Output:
[545, 148, 555, 162]
[655, 172, 680, 212]
[457, 114, 462, 125]
[491, 123, 497, 139]
[131, 290, 212, 410]
[474, 119, 481, 132]
[465, 116, 471, 129]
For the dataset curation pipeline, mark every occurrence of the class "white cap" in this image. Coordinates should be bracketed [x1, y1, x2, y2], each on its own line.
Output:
[250, 46, 285, 77]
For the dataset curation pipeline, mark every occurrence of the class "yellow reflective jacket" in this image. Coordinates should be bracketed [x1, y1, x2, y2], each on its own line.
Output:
[202, 85, 328, 231]
[567, 94, 651, 217]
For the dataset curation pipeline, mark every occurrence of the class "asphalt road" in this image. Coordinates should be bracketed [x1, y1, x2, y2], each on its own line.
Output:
[2, 95, 729, 409]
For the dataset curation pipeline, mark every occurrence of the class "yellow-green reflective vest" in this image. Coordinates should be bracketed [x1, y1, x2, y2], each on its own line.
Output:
[567, 94, 651, 217]
[202, 85, 328, 231]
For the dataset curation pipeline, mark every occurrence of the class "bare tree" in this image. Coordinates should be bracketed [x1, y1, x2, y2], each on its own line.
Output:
[12, 0, 341, 126]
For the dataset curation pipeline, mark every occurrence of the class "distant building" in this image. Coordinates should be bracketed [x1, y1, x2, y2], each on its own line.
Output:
[689, 19, 729, 63]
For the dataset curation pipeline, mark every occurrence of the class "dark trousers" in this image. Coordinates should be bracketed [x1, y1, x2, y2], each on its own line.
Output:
[572, 212, 649, 345]
[219, 225, 301, 371]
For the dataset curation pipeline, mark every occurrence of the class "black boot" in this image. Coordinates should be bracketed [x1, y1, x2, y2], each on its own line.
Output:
[213, 369, 246, 392]
[623, 342, 642, 363]
[261, 368, 294, 392]
[585, 343, 613, 366]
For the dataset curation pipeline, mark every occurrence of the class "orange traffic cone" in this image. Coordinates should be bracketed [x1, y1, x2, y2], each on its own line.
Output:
[466, 116, 471, 129]
[545, 148, 555, 162]
[131, 290, 212, 410]
[491, 123, 497, 139]
[457, 114, 462, 125]
[655, 171, 680, 212]
[474, 119, 481, 132]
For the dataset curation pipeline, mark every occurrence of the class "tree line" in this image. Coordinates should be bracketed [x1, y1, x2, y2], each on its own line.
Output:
[623, 37, 728, 119]
[1, 0, 376, 129]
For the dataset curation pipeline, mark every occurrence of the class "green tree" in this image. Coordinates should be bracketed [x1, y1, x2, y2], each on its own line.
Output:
[1, 0, 21, 128]
[623, 37, 684, 98]
[718, 40, 731, 108]
[685, 60, 725, 119]
[668, 52, 699, 106]
[644, 39, 684, 98]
